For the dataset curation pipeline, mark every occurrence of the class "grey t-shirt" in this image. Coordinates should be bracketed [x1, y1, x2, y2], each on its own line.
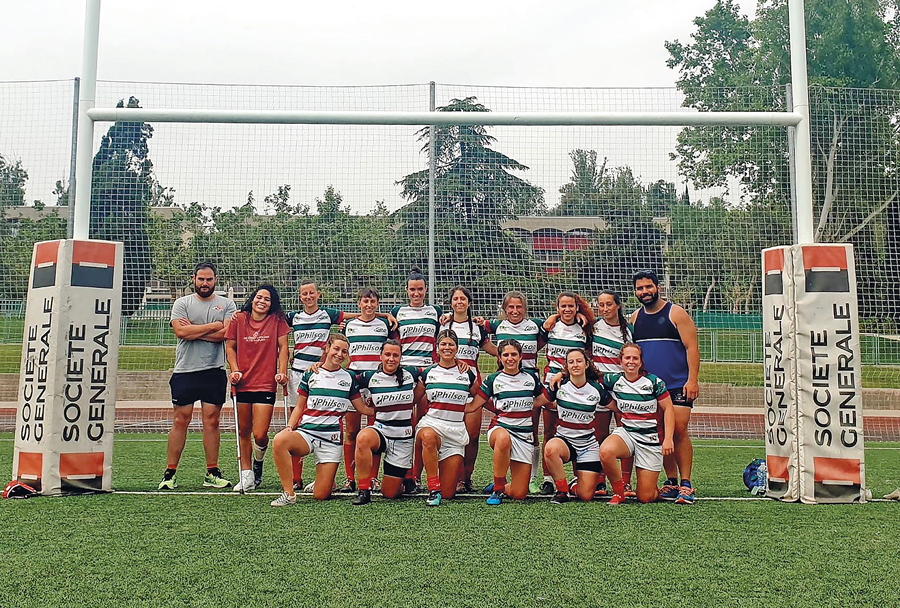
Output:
[170, 294, 237, 373]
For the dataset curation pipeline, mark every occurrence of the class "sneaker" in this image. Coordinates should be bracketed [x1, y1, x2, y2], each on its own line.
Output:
[675, 484, 696, 505]
[352, 489, 371, 506]
[303, 481, 317, 493]
[339, 477, 357, 493]
[402, 478, 418, 495]
[426, 490, 442, 506]
[529, 479, 541, 495]
[594, 482, 608, 497]
[157, 474, 177, 491]
[608, 494, 627, 506]
[233, 470, 256, 493]
[292, 479, 304, 492]
[456, 480, 467, 494]
[486, 491, 504, 506]
[659, 480, 679, 501]
[568, 478, 578, 496]
[203, 469, 232, 489]
[461, 479, 475, 493]
[884, 487, 900, 500]
[540, 480, 555, 495]
[623, 483, 637, 498]
[483, 482, 494, 494]
[252, 458, 264, 487]
[270, 492, 296, 507]
[550, 491, 570, 505]
[371, 478, 381, 492]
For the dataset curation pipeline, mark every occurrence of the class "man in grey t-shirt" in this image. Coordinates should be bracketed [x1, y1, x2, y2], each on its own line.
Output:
[158, 262, 237, 491]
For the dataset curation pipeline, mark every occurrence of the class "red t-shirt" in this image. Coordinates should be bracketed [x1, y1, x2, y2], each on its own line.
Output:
[225, 312, 291, 392]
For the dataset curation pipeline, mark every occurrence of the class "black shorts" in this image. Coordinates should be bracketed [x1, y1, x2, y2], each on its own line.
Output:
[235, 391, 276, 405]
[669, 388, 695, 409]
[170, 368, 227, 407]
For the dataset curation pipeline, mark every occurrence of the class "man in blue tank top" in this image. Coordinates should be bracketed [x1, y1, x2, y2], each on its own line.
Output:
[630, 270, 700, 505]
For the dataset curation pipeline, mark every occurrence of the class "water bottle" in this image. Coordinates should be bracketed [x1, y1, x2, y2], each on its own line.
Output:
[756, 461, 768, 496]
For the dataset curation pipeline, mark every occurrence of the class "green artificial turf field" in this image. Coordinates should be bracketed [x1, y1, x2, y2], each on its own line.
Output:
[1, 435, 898, 607]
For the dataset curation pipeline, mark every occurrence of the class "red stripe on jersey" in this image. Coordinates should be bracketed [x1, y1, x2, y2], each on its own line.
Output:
[622, 411, 657, 421]
[502, 410, 533, 419]
[558, 420, 593, 431]
[476, 388, 490, 401]
[295, 340, 328, 351]
[399, 336, 435, 345]
[429, 402, 466, 412]
[593, 355, 619, 365]
[304, 408, 344, 417]
[659, 390, 670, 401]
[297, 388, 309, 396]
[350, 354, 381, 362]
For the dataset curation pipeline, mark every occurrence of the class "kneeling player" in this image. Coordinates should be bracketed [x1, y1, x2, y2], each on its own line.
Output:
[270, 336, 373, 505]
[351, 340, 424, 505]
[470, 339, 548, 505]
[543, 348, 611, 504]
[599, 343, 675, 505]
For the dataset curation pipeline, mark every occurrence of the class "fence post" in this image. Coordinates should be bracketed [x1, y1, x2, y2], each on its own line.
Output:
[428, 81, 436, 305]
[67, 77, 80, 239]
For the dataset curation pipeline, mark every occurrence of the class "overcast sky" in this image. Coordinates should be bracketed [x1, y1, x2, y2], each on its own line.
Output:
[2, 1, 758, 86]
[1, 1, 760, 212]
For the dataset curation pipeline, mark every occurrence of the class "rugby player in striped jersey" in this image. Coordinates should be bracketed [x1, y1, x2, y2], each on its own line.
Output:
[469, 339, 549, 505]
[415, 330, 479, 506]
[270, 335, 374, 505]
[351, 340, 425, 505]
[592, 290, 635, 495]
[539, 292, 594, 495]
[599, 343, 675, 505]
[543, 347, 612, 504]
[440, 286, 495, 494]
[341, 287, 396, 492]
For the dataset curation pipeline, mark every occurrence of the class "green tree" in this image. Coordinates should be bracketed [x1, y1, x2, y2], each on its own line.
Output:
[395, 97, 550, 310]
[90, 96, 159, 317]
[666, 0, 900, 315]
[0, 154, 28, 209]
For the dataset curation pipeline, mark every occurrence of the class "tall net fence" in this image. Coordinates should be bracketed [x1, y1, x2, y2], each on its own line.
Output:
[1, 80, 899, 434]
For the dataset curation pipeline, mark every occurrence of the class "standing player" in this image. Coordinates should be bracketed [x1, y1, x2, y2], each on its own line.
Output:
[415, 330, 479, 506]
[351, 340, 425, 505]
[440, 286, 494, 493]
[470, 339, 549, 505]
[224, 284, 291, 492]
[539, 292, 594, 495]
[592, 290, 634, 495]
[482, 291, 547, 493]
[599, 343, 675, 505]
[158, 262, 236, 491]
[269, 335, 374, 505]
[631, 269, 700, 504]
[341, 287, 394, 491]
[392, 266, 443, 491]
[543, 348, 612, 504]
[391, 266, 442, 366]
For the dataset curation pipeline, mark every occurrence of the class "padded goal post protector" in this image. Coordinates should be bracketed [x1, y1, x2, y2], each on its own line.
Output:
[792, 244, 866, 504]
[762, 246, 800, 501]
[13, 240, 123, 496]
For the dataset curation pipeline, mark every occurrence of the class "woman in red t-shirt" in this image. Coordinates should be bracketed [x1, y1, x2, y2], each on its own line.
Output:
[225, 284, 291, 492]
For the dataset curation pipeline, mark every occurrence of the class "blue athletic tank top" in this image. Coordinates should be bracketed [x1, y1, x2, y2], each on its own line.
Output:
[633, 301, 688, 390]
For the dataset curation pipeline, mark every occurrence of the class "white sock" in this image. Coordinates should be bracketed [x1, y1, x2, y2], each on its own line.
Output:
[252, 438, 268, 462]
[531, 444, 541, 480]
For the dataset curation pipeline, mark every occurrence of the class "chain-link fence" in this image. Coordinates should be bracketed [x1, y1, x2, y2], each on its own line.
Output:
[1, 80, 899, 418]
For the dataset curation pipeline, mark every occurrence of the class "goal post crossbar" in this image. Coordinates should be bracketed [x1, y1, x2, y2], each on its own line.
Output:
[86, 107, 802, 127]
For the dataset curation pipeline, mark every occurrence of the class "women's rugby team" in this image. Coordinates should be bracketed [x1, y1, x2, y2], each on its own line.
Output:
[222, 267, 675, 508]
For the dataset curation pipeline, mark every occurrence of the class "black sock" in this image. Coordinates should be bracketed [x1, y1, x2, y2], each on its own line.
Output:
[207, 467, 220, 476]
[666, 477, 678, 486]
[163, 468, 176, 480]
